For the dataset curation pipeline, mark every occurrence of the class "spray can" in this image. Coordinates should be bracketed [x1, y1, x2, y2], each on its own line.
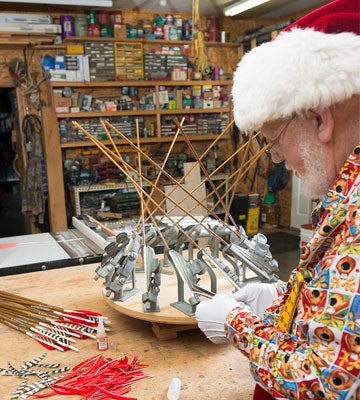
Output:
[96, 316, 108, 351]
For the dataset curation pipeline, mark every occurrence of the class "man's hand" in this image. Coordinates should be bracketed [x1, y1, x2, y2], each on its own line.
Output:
[229, 282, 279, 317]
[195, 294, 248, 344]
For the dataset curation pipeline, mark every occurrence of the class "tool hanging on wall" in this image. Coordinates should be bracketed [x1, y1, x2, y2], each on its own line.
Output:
[8, 47, 46, 110]
[21, 112, 47, 226]
[192, 0, 208, 75]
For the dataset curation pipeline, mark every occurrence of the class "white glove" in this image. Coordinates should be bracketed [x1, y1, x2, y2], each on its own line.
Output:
[195, 294, 247, 344]
[229, 282, 279, 317]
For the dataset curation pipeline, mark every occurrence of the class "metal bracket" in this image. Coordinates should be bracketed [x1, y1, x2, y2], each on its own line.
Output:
[141, 245, 161, 312]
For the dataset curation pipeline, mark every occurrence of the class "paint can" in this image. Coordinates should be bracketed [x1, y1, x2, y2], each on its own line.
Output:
[74, 16, 88, 37]
[98, 11, 110, 25]
[127, 25, 138, 38]
[100, 24, 113, 37]
[88, 24, 100, 37]
[60, 15, 74, 38]
[87, 10, 97, 25]
[110, 11, 123, 25]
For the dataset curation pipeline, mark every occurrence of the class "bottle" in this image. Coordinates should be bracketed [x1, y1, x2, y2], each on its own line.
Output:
[167, 377, 181, 400]
[96, 316, 108, 351]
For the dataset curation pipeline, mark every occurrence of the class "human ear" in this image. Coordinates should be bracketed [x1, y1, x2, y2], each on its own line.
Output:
[306, 107, 334, 143]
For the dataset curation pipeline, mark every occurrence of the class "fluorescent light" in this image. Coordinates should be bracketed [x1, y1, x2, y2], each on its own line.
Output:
[0, 0, 112, 6]
[224, 0, 271, 16]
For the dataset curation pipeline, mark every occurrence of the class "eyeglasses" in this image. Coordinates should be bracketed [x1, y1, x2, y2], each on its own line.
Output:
[265, 115, 295, 156]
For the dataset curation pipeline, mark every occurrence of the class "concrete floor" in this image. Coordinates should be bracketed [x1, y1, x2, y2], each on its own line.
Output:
[275, 248, 300, 281]
[260, 227, 301, 282]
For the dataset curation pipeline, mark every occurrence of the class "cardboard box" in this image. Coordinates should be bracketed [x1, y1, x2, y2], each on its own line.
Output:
[171, 68, 187, 80]
[114, 25, 126, 40]
[54, 106, 70, 113]
[53, 94, 72, 108]
[49, 69, 66, 81]
[203, 100, 214, 109]
[55, 55, 65, 69]
[176, 90, 183, 109]
[66, 70, 82, 82]
[80, 55, 90, 82]
[66, 44, 84, 55]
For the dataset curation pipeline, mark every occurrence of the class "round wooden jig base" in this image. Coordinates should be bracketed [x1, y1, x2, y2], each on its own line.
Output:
[103, 266, 234, 340]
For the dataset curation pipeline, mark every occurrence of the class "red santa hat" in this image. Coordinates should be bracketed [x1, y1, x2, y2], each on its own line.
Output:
[232, 0, 360, 131]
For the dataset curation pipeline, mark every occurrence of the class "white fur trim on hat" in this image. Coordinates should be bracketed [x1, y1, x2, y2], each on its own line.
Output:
[232, 28, 360, 131]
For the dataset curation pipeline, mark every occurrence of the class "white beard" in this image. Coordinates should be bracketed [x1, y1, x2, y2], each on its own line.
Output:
[289, 140, 331, 200]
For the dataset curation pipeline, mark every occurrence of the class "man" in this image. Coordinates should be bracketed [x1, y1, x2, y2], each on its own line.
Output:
[195, 1, 360, 399]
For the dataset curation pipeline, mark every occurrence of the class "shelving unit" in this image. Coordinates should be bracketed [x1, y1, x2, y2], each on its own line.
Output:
[60, 133, 229, 149]
[63, 36, 242, 48]
[71, 182, 151, 216]
[39, 35, 240, 231]
[114, 41, 144, 80]
[49, 79, 232, 139]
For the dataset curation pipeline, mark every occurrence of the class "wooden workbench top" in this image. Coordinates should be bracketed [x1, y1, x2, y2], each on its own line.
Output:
[0, 264, 255, 400]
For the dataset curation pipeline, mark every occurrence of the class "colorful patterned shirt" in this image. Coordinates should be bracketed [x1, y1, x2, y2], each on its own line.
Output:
[225, 145, 360, 400]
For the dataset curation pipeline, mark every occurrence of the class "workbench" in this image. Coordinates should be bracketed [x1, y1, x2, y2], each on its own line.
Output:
[0, 263, 255, 400]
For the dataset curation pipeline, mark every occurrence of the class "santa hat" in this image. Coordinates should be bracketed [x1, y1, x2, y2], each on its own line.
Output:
[232, 0, 360, 131]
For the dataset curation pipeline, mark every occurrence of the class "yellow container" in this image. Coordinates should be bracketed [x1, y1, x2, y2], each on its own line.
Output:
[66, 44, 84, 54]
[246, 206, 260, 235]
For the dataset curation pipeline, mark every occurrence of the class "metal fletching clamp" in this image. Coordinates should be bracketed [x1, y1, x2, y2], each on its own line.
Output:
[198, 248, 243, 292]
[142, 245, 161, 312]
[168, 250, 202, 316]
[95, 233, 141, 301]
[107, 234, 141, 300]
[94, 233, 129, 281]
[221, 227, 279, 284]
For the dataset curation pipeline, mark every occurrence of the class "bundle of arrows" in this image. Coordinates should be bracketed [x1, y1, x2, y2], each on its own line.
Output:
[1, 353, 151, 400]
[0, 290, 110, 352]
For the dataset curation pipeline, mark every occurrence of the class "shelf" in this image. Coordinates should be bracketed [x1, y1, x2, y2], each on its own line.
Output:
[56, 107, 230, 119]
[60, 133, 231, 149]
[56, 109, 158, 118]
[72, 181, 150, 193]
[158, 108, 230, 115]
[63, 36, 242, 48]
[71, 181, 151, 216]
[50, 80, 233, 88]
